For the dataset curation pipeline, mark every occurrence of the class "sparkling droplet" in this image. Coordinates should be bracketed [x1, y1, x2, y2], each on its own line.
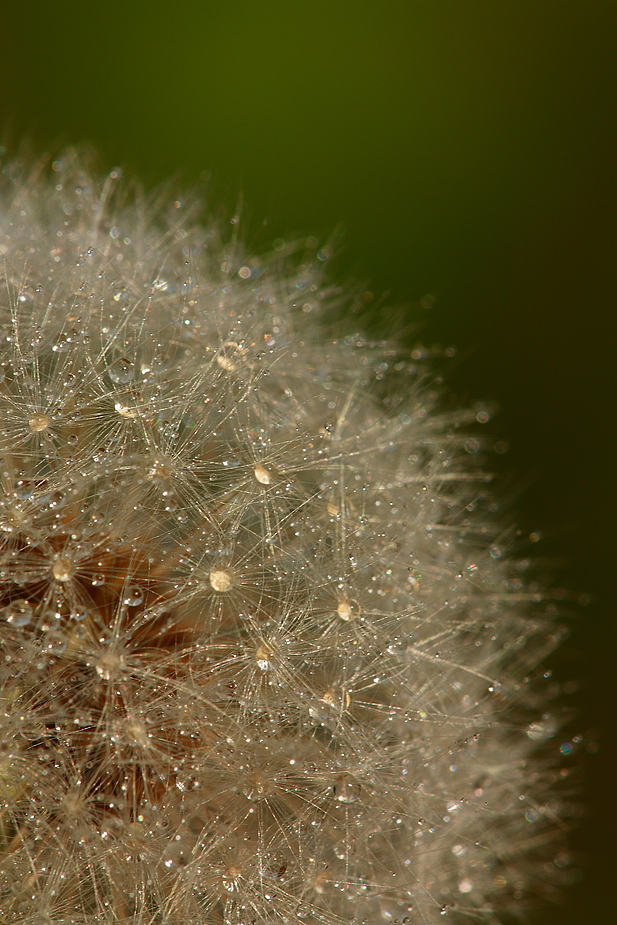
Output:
[162, 836, 192, 869]
[28, 413, 50, 432]
[123, 586, 143, 607]
[107, 357, 134, 384]
[96, 651, 124, 680]
[255, 643, 274, 671]
[4, 599, 33, 626]
[259, 852, 288, 880]
[148, 457, 172, 481]
[42, 630, 68, 655]
[125, 720, 149, 747]
[91, 573, 105, 586]
[337, 599, 361, 621]
[53, 555, 75, 582]
[332, 774, 361, 803]
[210, 568, 233, 592]
[114, 400, 138, 418]
[309, 687, 351, 723]
[254, 464, 273, 485]
[242, 772, 271, 800]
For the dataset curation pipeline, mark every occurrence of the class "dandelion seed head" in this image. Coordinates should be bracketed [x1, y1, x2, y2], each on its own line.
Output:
[0, 149, 574, 925]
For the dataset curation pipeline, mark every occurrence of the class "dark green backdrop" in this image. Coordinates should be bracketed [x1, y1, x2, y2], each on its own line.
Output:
[1, 3, 614, 922]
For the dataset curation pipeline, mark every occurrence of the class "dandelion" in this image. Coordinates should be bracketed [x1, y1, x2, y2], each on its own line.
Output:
[0, 150, 572, 924]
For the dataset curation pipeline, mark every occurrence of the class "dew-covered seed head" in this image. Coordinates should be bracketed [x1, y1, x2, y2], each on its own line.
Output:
[0, 150, 571, 925]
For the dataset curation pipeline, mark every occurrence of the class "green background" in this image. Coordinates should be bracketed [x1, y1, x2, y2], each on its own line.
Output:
[1, 2, 614, 922]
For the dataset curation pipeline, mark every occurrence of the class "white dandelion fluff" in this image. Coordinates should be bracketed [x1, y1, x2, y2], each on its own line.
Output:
[0, 150, 572, 924]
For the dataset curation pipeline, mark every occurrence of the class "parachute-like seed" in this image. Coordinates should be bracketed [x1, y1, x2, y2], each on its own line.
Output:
[0, 150, 574, 925]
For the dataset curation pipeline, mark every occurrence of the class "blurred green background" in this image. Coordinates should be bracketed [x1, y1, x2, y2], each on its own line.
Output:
[0, 2, 614, 922]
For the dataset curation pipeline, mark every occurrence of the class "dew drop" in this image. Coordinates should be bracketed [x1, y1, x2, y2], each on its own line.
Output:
[125, 720, 149, 747]
[28, 413, 50, 432]
[148, 457, 172, 481]
[42, 629, 68, 655]
[337, 599, 361, 621]
[210, 568, 233, 592]
[123, 586, 143, 607]
[242, 772, 271, 800]
[91, 573, 105, 586]
[259, 852, 288, 880]
[162, 837, 192, 869]
[4, 599, 33, 626]
[332, 774, 361, 803]
[222, 865, 243, 892]
[255, 643, 274, 671]
[53, 555, 75, 582]
[309, 687, 351, 723]
[96, 651, 124, 680]
[107, 357, 134, 384]
[254, 464, 273, 485]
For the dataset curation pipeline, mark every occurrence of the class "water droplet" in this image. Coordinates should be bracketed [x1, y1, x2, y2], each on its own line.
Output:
[255, 643, 274, 670]
[259, 852, 288, 880]
[242, 772, 271, 800]
[222, 864, 243, 892]
[4, 599, 33, 626]
[162, 836, 192, 869]
[337, 599, 361, 621]
[96, 651, 124, 680]
[28, 413, 50, 432]
[147, 457, 172, 481]
[332, 774, 361, 803]
[53, 555, 75, 582]
[91, 573, 105, 586]
[526, 718, 557, 741]
[125, 720, 149, 747]
[210, 568, 233, 592]
[123, 586, 143, 607]
[107, 357, 134, 384]
[42, 629, 68, 655]
[254, 464, 273, 485]
[309, 687, 351, 723]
